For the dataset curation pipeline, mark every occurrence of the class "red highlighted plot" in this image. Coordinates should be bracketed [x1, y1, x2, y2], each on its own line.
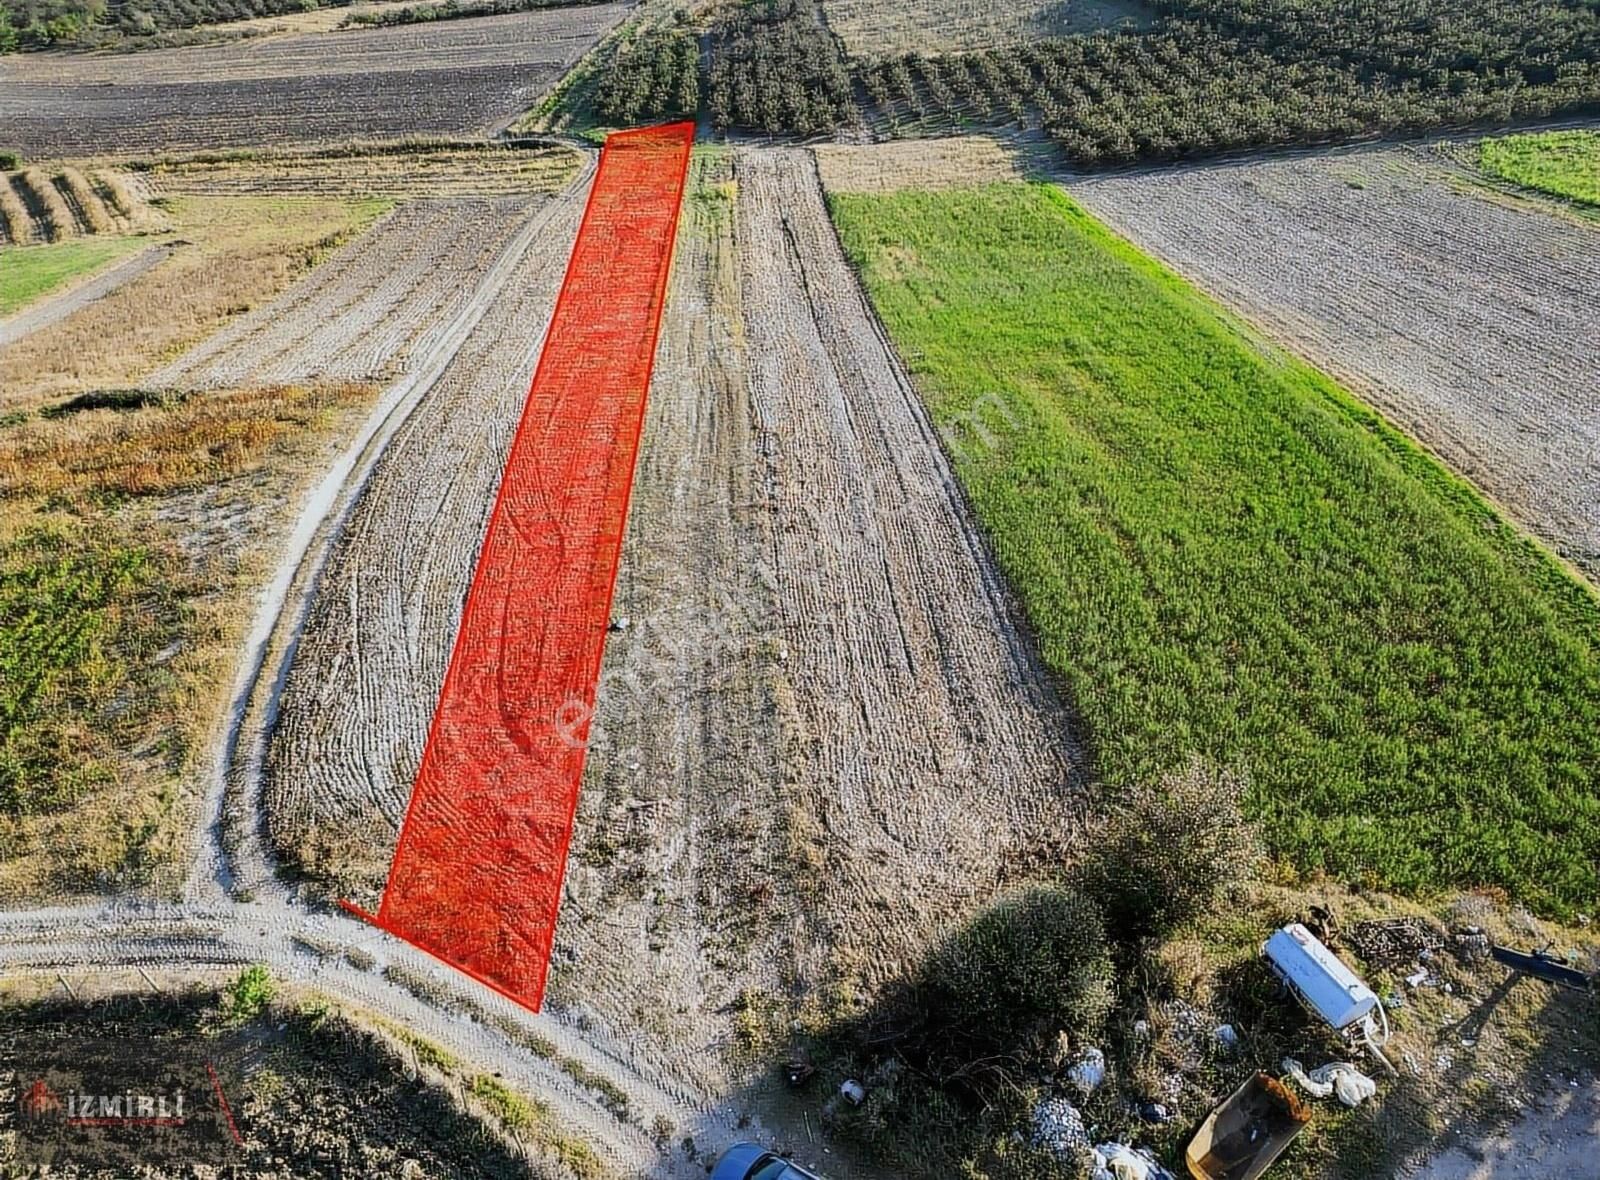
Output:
[344, 122, 695, 1012]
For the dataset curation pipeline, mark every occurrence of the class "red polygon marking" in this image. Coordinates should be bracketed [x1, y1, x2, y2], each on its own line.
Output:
[342, 121, 695, 1013]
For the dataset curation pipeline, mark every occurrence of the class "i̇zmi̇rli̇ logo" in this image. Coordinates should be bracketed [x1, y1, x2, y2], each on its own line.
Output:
[20, 1077, 187, 1126]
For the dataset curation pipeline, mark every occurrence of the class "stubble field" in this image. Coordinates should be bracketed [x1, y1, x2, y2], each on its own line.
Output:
[263, 147, 1079, 1097]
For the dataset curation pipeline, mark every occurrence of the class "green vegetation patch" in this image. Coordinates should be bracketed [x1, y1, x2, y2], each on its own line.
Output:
[0, 524, 189, 819]
[830, 182, 1600, 916]
[0, 236, 144, 318]
[1480, 130, 1600, 207]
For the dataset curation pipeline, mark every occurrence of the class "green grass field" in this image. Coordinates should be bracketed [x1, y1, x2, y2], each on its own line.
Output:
[830, 183, 1600, 916]
[1479, 130, 1600, 207]
[0, 236, 146, 318]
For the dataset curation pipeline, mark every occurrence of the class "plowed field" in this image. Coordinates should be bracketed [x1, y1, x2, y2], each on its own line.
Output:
[0, 4, 631, 156]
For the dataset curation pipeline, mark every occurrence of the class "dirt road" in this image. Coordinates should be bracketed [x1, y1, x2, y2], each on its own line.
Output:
[1064, 142, 1600, 582]
[0, 242, 174, 350]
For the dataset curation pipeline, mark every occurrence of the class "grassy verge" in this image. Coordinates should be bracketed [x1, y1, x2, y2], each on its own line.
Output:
[829, 182, 1600, 917]
[0, 236, 146, 317]
[1479, 130, 1600, 207]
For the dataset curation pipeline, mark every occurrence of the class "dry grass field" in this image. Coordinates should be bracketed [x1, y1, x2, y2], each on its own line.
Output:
[1065, 143, 1600, 586]
[822, 0, 1149, 56]
[0, 3, 631, 156]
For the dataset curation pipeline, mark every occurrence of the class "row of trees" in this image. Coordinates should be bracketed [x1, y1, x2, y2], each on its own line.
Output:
[593, 27, 700, 126]
[691, 0, 1600, 164]
[704, 0, 856, 136]
[854, 0, 1600, 163]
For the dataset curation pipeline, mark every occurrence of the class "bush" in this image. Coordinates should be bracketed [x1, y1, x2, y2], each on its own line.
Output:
[1080, 761, 1260, 945]
[224, 965, 275, 1023]
[917, 885, 1112, 1081]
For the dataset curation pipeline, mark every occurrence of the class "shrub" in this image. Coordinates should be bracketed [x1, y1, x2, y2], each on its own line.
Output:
[1080, 761, 1260, 945]
[224, 965, 275, 1023]
[0, 152, 19, 170]
[917, 885, 1112, 1081]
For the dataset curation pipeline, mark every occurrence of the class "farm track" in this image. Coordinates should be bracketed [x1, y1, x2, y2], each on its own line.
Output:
[1064, 142, 1600, 581]
[0, 242, 174, 349]
[0, 4, 630, 155]
[149, 198, 542, 389]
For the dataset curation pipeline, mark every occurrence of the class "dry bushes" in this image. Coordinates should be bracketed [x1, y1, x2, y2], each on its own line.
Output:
[0, 383, 373, 504]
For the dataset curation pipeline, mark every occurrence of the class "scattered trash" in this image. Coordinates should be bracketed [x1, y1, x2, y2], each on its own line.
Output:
[607, 616, 631, 633]
[783, 1049, 814, 1087]
[1092, 1142, 1176, 1180]
[1452, 920, 1484, 959]
[1405, 968, 1430, 988]
[1382, 990, 1405, 1010]
[1186, 1072, 1310, 1180]
[1137, 1100, 1174, 1124]
[838, 1079, 865, 1105]
[1213, 1023, 1239, 1049]
[1133, 1019, 1151, 1040]
[1282, 1059, 1376, 1108]
[1348, 917, 1446, 969]
[1031, 1097, 1089, 1157]
[1067, 1047, 1107, 1094]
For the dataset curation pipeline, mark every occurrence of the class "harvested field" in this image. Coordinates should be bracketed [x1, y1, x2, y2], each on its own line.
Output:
[1065, 144, 1600, 583]
[822, 0, 1148, 55]
[139, 140, 582, 199]
[0, 167, 155, 244]
[0, 195, 389, 406]
[267, 144, 1076, 1086]
[149, 198, 556, 389]
[813, 136, 1023, 194]
[0, 3, 631, 156]
[264, 172, 596, 896]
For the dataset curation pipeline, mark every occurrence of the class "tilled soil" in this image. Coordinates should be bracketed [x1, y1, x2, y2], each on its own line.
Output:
[263, 178, 593, 896]
[0, 5, 630, 156]
[149, 197, 552, 389]
[266, 145, 1079, 1095]
[1064, 143, 1600, 583]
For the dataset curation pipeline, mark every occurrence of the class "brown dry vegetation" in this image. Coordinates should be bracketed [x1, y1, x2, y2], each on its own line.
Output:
[0, 194, 389, 405]
[136, 139, 583, 199]
[0, 378, 377, 902]
[0, 166, 160, 244]
[0, 384, 371, 504]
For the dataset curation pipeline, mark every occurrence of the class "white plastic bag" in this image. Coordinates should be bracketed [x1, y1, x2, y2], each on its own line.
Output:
[1067, 1047, 1107, 1094]
[1282, 1058, 1376, 1107]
